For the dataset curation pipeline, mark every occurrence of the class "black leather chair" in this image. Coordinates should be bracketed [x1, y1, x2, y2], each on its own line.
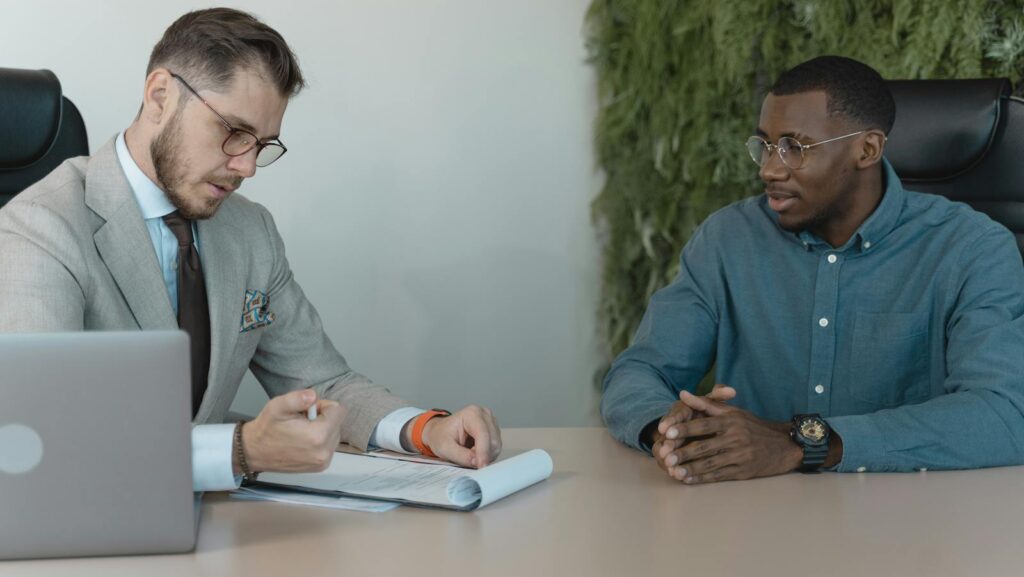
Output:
[886, 78, 1024, 259]
[0, 67, 89, 207]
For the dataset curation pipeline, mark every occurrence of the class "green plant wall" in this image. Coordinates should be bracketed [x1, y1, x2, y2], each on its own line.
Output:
[585, 0, 1024, 372]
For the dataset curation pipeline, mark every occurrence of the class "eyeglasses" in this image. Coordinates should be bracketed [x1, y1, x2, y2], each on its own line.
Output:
[745, 130, 864, 170]
[170, 72, 287, 168]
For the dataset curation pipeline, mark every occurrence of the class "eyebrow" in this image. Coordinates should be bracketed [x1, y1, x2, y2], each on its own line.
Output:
[755, 128, 812, 141]
[221, 114, 280, 141]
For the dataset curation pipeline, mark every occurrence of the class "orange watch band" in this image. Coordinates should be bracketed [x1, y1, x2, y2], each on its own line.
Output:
[411, 409, 450, 458]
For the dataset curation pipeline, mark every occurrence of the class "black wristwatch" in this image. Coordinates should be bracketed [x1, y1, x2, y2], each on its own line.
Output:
[790, 414, 830, 473]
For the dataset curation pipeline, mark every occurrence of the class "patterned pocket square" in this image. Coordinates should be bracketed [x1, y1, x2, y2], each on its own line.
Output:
[240, 289, 276, 332]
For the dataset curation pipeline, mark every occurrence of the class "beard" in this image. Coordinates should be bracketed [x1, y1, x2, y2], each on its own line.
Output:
[150, 109, 224, 220]
[777, 198, 844, 234]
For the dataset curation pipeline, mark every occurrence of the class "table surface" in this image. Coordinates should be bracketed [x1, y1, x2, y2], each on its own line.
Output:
[5, 427, 1024, 577]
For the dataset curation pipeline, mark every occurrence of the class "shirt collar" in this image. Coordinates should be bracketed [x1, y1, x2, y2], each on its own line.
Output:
[115, 131, 176, 220]
[853, 156, 905, 250]
[793, 156, 906, 253]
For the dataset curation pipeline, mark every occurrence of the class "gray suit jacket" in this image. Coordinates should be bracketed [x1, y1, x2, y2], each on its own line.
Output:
[0, 137, 408, 449]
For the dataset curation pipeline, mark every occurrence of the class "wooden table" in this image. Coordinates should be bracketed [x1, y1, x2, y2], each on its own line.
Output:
[5, 428, 1023, 576]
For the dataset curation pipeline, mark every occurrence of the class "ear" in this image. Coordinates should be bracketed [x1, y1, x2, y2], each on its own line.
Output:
[140, 68, 176, 125]
[854, 130, 886, 169]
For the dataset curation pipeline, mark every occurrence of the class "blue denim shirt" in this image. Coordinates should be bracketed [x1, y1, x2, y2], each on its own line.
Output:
[601, 159, 1024, 472]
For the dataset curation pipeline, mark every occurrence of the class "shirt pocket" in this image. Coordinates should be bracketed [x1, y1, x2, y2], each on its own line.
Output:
[848, 311, 931, 408]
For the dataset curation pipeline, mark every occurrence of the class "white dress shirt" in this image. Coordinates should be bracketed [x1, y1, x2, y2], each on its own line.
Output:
[114, 132, 424, 491]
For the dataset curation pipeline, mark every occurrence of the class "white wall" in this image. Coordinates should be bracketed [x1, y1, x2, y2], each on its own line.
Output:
[2, 0, 603, 426]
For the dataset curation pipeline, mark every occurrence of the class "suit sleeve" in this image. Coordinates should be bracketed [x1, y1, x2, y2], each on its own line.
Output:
[0, 200, 87, 331]
[246, 206, 410, 450]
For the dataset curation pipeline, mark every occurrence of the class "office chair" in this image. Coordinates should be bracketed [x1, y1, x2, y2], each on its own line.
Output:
[0, 67, 89, 207]
[885, 78, 1024, 259]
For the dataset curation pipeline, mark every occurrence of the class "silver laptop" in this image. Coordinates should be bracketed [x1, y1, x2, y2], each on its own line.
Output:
[0, 331, 198, 560]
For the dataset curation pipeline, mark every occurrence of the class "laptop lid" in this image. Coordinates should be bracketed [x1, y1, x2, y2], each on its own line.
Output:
[0, 331, 197, 559]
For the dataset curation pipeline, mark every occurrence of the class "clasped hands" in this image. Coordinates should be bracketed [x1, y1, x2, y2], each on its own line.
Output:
[652, 385, 803, 485]
[237, 390, 501, 475]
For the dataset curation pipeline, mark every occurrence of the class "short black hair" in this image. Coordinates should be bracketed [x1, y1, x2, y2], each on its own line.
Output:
[769, 55, 895, 134]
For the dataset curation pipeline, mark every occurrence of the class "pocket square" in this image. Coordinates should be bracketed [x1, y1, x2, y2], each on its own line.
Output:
[240, 289, 275, 332]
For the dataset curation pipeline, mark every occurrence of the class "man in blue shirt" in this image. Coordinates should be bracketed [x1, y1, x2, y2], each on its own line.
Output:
[601, 55, 1024, 483]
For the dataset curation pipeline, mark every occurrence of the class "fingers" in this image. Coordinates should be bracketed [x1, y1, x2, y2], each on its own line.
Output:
[460, 407, 496, 468]
[429, 406, 502, 468]
[657, 401, 693, 436]
[660, 385, 737, 438]
[673, 463, 742, 484]
[678, 390, 732, 417]
[483, 410, 502, 463]
[668, 415, 730, 443]
[266, 388, 317, 418]
[663, 432, 730, 468]
[707, 384, 737, 401]
[441, 443, 477, 468]
[667, 444, 744, 482]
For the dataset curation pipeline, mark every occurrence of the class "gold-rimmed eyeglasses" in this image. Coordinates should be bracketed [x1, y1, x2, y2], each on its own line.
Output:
[170, 72, 287, 168]
[745, 130, 864, 170]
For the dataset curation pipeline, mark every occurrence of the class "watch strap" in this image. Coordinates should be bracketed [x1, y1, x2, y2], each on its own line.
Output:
[798, 442, 829, 473]
[411, 409, 450, 458]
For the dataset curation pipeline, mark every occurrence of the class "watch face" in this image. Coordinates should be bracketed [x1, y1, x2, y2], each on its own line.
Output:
[799, 418, 827, 444]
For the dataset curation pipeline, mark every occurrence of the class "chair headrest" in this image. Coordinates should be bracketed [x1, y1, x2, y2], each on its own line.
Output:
[885, 78, 1011, 181]
[0, 68, 65, 170]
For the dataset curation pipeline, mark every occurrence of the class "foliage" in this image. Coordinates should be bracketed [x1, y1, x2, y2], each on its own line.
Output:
[585, 0, 1024, 371]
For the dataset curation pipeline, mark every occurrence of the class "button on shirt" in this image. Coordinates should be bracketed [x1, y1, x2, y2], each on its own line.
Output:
[601, 158, 1024, 472]
[114, 133, 426, 491]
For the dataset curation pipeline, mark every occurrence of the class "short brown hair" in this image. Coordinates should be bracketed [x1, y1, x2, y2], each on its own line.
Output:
[147, 8, 305, 97]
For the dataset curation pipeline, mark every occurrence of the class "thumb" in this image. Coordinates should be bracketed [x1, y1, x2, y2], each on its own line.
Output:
[679, 390, 731, 416]
[267, 389, 317, 418]
[708, 384, 737, 401]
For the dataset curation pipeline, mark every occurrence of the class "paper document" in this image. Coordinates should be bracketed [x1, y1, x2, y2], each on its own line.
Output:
[254, 448, 553, 511]
[231, 485, 399, 512]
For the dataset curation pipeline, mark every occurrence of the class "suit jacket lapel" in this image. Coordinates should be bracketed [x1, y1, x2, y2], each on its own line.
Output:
[86, 138, 177, 331]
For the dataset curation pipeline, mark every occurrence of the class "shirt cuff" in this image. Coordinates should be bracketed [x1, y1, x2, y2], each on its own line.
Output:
[192, 424, 242, 492]
[825, 414, 890, 473]
[369, 407, 427, 454]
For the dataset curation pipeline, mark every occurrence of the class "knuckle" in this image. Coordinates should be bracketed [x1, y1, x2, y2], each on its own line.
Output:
[314, 429, 330, 446]
[312, 453, 330, 471]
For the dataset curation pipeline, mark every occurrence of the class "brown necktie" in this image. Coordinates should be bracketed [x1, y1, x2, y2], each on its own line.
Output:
[163, 211, 211, 417]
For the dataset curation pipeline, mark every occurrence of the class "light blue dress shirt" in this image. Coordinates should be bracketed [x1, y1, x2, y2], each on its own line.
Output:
[114, 133, 425, 491]
[602, 159, 1024, 472]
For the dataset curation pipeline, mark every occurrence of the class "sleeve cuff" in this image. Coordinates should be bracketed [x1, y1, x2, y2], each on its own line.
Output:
[369, 406, 426, 454]
[192, 424, 242, 492]
[825, 414, 889, 473]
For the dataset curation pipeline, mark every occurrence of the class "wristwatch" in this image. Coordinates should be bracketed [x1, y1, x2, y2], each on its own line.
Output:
[790, 414, 830, 473]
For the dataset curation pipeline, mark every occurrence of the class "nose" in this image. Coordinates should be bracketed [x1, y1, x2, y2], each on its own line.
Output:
[758, 146, 789, 183]
[226, 147, 258, 178]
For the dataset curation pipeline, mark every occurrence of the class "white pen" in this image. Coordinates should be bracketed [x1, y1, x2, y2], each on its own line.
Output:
[307, 403, 318, 421]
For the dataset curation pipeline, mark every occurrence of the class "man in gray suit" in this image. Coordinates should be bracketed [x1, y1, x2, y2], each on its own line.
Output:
[0, 8, 501, 491]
